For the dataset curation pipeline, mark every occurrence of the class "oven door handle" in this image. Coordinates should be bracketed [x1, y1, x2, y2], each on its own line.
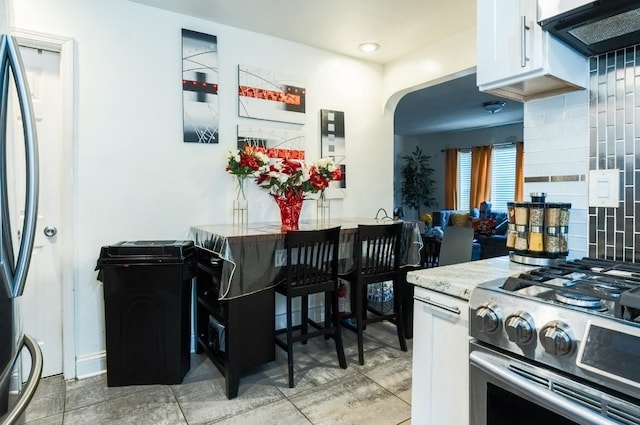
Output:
[413, 295, 460, 315]
[470, 351, 621, 425]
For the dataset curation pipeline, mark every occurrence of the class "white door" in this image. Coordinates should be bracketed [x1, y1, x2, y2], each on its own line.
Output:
[7, 46, 64, 378]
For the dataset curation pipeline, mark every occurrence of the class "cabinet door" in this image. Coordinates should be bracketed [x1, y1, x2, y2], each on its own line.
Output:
[477, 0, 543, 86]
[411, 287, 469, 425]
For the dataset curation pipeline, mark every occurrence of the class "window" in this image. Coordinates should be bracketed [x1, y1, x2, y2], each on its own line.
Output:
[457, 144, 516, 211]
[458, 150, 472, 210]
[490, 145, 516, 210]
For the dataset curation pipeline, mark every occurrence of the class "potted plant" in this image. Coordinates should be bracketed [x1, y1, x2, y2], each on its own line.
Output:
[400, 146, 435, 219]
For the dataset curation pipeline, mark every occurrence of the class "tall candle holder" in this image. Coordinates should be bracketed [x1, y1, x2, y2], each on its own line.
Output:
[317, 193, 330, 224]
[233, 199, 248, 227]
[233, 177, 248, 227]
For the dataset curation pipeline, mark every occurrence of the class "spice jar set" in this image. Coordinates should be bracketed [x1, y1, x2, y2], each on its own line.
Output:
[506, 193, 571, 265]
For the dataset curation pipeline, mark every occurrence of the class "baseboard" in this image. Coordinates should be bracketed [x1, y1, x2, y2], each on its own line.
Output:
[75, 351, 107, 379]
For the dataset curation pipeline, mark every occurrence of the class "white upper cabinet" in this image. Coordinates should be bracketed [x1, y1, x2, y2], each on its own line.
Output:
[477, 0, 588, 102]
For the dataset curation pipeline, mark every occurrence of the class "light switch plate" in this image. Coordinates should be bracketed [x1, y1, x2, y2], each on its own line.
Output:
[588, 169, 619, 208]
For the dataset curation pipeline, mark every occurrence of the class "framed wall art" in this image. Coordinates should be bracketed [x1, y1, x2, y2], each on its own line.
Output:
[182, 29, 219, 143]
[320, 109, 346, 191]
[238, 65, 306, 125]
[237, 125, 305, 160]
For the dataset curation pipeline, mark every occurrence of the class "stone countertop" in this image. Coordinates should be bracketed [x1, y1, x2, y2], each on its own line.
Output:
[406, 256, 536, 301]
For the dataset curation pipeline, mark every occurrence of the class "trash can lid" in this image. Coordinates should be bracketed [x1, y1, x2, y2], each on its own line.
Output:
[96, 240, 195, 268]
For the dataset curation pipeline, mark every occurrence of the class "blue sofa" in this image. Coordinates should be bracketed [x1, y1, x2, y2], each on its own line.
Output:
[432, 209, 509, 260]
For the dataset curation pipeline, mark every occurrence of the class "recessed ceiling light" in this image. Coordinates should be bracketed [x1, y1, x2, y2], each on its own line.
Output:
[358, 43, 380, 53]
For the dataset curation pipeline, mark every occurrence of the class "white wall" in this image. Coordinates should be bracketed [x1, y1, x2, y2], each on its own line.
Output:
[383, 27, 476, 113]
[523, 90, 590, 259]
[0, 0, 7, 33]
[11, 0, 394, 377]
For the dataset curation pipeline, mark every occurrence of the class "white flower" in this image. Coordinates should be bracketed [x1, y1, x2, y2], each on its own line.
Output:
[227, 148, 240, 163]
[313, 157, 337, 172]
[255, 150, 269, 164]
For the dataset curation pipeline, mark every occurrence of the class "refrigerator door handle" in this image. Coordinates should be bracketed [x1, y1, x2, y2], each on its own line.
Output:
[0, 334, 43, 425]
[0, 34, 39, 298]
[0, 34, 12, 298]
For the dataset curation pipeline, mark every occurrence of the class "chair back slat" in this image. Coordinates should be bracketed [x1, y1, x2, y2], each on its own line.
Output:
[285, 226, 341, 287]
[355, 223, 402, 277]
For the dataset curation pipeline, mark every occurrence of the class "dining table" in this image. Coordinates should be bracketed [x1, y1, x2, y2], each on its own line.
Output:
[186, 217, 423, 399]
[188, 217, 424, 299]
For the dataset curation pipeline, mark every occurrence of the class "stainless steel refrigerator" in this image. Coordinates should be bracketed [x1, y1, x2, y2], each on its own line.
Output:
[0, 33, 42, 425]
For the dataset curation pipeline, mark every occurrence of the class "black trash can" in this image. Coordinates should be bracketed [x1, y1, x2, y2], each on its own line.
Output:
[96, 240, 195, 387]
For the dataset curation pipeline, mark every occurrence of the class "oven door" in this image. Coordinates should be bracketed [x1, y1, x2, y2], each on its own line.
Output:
[469, 341, 640, 425]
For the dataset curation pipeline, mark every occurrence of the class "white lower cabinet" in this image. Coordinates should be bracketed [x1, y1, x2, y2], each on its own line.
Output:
[411, 286, 469, 425]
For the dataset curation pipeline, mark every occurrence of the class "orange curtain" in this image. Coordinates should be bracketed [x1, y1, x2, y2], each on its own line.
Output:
[515, 141, 524, 201]
[470, 145, 492, 209]
[444, 148, 458, 209]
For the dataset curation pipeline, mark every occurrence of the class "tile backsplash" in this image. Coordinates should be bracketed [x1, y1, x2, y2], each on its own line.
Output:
[588, 46, 640, 261]
[524, 86, 589, 259]
[523, 45, 640, 261]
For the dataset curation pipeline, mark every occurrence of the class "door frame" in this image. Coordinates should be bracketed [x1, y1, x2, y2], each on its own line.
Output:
[12, 28, 76, 380]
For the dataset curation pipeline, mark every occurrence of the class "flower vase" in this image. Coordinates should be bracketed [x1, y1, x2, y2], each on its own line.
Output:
[317, 192, 330, 224]
[273, 193, 304, 229]
[233, 177, 248, 227]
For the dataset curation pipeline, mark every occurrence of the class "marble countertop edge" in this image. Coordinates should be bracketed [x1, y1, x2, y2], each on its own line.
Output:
[406, 256, 536, 301]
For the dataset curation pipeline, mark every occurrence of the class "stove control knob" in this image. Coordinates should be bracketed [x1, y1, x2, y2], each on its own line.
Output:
[473, 305, 501, 334]
[505, 312, 535, 345]
[540, 321, 574, 356]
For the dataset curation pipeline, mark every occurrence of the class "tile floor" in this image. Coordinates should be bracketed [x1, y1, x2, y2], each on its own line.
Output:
[21, 322, 412, 425]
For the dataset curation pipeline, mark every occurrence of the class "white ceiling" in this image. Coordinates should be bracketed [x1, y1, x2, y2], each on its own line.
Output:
[132, 0, 477, 64]
[132, 0, 522, 135]
[394, 73, 523, 136]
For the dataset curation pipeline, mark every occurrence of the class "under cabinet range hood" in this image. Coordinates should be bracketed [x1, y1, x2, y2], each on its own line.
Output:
[538, 0, 640, 56]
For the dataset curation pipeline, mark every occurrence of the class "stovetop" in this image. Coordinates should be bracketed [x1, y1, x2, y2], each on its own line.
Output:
[469, 258, 640, 400]
[501, 257, 640, 323]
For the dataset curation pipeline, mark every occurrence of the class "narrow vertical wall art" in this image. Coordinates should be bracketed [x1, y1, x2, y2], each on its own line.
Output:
[320, 109, 346, 191]
[182, 29, 218, 143]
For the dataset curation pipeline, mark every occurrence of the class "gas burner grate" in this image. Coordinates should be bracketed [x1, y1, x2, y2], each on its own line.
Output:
[620, 287, 640, 322]
[500, 257, 640, 321]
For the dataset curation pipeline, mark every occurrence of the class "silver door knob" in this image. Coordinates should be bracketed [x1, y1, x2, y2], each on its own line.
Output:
[43, 226, 57, 237]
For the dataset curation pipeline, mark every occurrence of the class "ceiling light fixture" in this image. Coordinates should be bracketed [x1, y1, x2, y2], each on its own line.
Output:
[482, 101, 506, 114]
[358, 42, 380, 53]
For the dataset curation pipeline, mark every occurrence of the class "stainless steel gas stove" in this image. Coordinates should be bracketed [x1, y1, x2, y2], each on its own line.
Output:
[469, 258, 640, 425]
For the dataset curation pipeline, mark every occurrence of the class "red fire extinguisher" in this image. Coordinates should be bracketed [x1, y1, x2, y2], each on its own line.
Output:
[338, 281, 347, 316]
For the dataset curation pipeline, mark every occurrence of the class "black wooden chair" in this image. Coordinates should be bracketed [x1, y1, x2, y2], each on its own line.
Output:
[339, 222, 407, 365]
[275, 226, 347, 388]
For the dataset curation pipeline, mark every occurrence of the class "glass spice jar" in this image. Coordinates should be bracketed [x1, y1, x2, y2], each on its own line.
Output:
[544, 227, 561, 254]
[514, 202, 529, 226]
[506, 229, 518, 249]
[558, 203, 571, 255]
[558, 232, 569, 254]
[506, 202, 515, 224]
[528, 232, 544, 252]
[528, 203, 545, 252]
[559, 203, 571, 228]
[544, 203, 562, 254]
[514, 225, 528, 252]
[506, 202, 516, 249]
[545, 203, 561, 227]
[529, 203, 545, 228]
